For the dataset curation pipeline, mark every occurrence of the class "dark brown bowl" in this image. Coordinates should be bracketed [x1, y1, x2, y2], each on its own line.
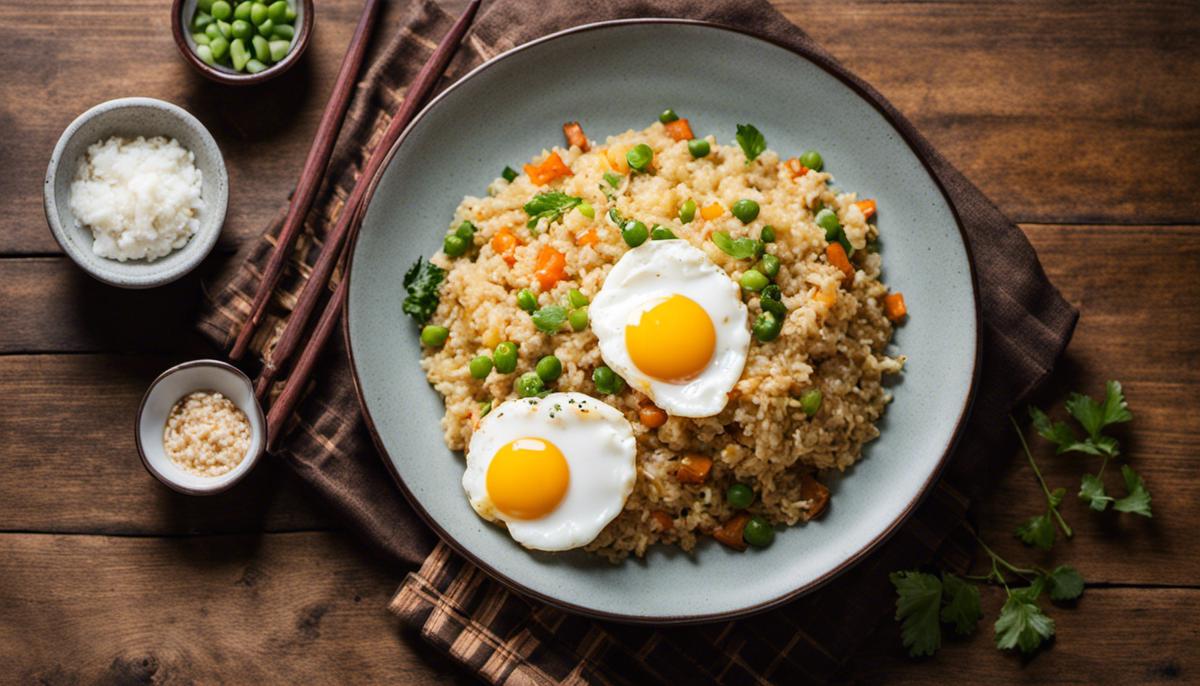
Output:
[171, 0, 313, 86]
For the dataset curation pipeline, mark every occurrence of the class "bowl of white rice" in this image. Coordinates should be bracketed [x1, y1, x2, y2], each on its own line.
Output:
[44, 97, 228, 289]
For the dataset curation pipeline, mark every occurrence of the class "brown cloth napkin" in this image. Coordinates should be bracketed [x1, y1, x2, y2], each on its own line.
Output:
[198, 0, 1078, 682]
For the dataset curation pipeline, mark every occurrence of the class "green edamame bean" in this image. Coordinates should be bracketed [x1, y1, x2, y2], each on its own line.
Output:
[246, 58, 267, 73]
[687, 139, 710, 158]
[230, 38, 250, 71]
[659, 108, 679, 123]
[569, 307, 589, 332]
[256, 18, 273, 36]
[210, 1, 232, 20]
[250, 2, 268, 24]
[268, 39, 290, 62]
[420, 325, 449, 347]
[678, 199, 697, 224]
[193, 32, 211, 46]
[209, 34, 229, 60]
[216, 19, 232, 38]
[469, 355, 493, 380]
[251, 35, 270, 61]
[743, 515, 775, 548]
[626, 144, 653, 172]
[493, 342, 518, 374]
[799, 389, 823, 417]
[622, 220, 648, 248]
[535, 355, 562, 383]
[284, 3, 296, 21]
[799, 149, 823, 172]
[231, 19, 253, 40]
[234, 1, 252, 20]
[567, 289, 589, 309]
[267, 0, 288, 22]
[195, 44, 216, 65]
[732, 199, 760, 224]
[192, 11, 213, 31]
[205, 22, 221, 39]
[271, 23, 294, 40]
[516, 372, 545, 398]
[516, 289, 537, 312]
[198, 0, 215, 12]
[739, 269, 768, 292]
[726, 483, 754, 510]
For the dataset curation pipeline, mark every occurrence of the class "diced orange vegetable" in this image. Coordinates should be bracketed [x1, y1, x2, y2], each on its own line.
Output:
[676, 454, 713, 485]
[783, 158, 809, 178]
[799, 474, 831, 521]
[663, 118, 694, 141]
[813, 288, 837, 307]
[650, 510, 674, 532]
[884, 292, 907, 323]
[534, 245, 567, 290]
[575, 228, 600, 247]
[491, 228, 518, 266]
[700, 202, 724, 221]
[855, 198, 876, 220]
[523, 152, 573, 186]
[826, 243, 854, 283]
[638, 403, 668, 429]
[713, 513, 750, 551]
[562, 121, 589, 152]
[606, 145, 630, 173]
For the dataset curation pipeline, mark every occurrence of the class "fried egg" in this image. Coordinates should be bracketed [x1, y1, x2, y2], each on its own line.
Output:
[590, 240, 750, 417]
[462, 392, 636, 551]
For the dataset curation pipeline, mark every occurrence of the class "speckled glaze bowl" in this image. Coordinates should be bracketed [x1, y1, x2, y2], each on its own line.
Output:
[44, 97, 228, 289]
[345, 20, 979, 623]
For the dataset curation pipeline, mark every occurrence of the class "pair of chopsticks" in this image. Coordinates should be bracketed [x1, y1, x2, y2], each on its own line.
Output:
[229, 0, 483, 450]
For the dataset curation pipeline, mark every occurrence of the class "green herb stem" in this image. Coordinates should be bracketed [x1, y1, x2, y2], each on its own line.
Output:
[1010, 415, 1074, 539]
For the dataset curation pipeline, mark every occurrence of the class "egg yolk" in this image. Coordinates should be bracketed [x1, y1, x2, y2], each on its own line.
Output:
[486, 437, 570, 520]
[625, 294, 717, 382]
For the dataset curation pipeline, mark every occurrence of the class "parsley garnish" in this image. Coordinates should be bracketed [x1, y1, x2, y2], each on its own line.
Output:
[401, 257, 445, 324]
[735, 123, 766, 164]
[711, 231, 764, 260]
[523, 192, 582, 229]
[531, 305, 567, 334]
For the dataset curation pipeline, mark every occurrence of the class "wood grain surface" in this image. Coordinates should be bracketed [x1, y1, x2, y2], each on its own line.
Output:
[1, 0, 1197, 683]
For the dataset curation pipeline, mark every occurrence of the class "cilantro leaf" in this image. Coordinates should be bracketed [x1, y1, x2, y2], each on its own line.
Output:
[531, 305, 568, 334]
[524, 192, 582, 229]
[940, 573, 982, 636]
[1015, 513, 1056, 550]
[1065, 380, 1132, 441]
[1078, 473, 1113, 511]
[1113, 464, 1152, 517]
[1048, 487, 1066, 508]
[711, 231, 764, 260]
[735, 124, 766, 164]
[889, 571, 943, 657]
[401, 257, 446, 324]
[1029, 406, 1102, 455]
[994, 593, 1055, 654]
[1046, 565, 1084, 601]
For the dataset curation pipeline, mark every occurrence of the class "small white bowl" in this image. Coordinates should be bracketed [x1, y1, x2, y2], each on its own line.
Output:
[136, 360, 266, 495]
[44, 97, 228, 289]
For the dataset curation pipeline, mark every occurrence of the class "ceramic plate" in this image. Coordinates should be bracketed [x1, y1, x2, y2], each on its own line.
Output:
[346, 20, 979, 623]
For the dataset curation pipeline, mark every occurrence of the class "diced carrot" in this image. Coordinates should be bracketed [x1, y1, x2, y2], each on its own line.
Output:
[491, 228, 518, 266]
[562, 121, 589, 152]
[713, 513, 750, 551]
[650, 510, 674, 532]
[700, 202, 724, 221]
[676, 454, 713, 485]
[783, 158, 809, 178]
[663, 118, 694, 141]
[855, 198, 876, 220]
[813, 288, 837, 307]
[826, 243, 854, 283]
[534, 245, 567, 290]
[523, 152, 572, 186]
[884, 292, 907, 323]
[575, 228, 600, 247]
[799, 474, 831, 521]
[606, 145, 630, 174]
[638, 403, 668, 429]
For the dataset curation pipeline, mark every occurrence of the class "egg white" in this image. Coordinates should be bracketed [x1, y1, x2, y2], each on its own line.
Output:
[461, 392, 637, 551]
[590, 240, 750, 418]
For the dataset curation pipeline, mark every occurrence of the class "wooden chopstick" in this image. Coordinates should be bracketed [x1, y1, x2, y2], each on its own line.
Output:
[262, 0, 483, 445]
[228, 0, 384, 361]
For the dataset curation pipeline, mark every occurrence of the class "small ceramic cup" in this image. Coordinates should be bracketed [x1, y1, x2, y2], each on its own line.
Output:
[172, 0, 314, 86]
[44, 97, 228, 289]
[136, 360, 266, 495]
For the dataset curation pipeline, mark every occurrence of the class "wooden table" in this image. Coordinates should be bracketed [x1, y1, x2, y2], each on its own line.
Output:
[2, 1, 1197, 682]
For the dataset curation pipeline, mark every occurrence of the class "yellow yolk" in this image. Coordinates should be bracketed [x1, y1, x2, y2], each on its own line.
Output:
[625, 294, 717, 382]
[486, 437, 570, 519]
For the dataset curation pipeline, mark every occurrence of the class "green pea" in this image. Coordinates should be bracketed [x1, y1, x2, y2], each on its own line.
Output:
[743, 515, 775, 548]
[800, 389, 823, 417]
[443, 234, 467, 257]
[193, 32, 211, 46]
[658, 108, 679, 123]
[569, 307, 589, 332]
[577, 201, 595, 219]
[250, 2, 268, 24]
[230, 38, 250, 71]
[454, 221, 476, 241]
[234, 1, 252, 20]
[726, 483, 754, 510]
[799, 149, 823, 172]
[469, 355, 493, 379]
[739, 269, 768, 292]
[205, 22, 221, 40]
[420, 325, 449, 347]
[678, 199, 697, 224]
[626, 144, 653, 172]
[622, 220, 649, 248]
[567, 289, 589, 308]
[761, 225, 776, 243]
[516, 289, 537, 312]
[493, 342, 518, 373]
[268, 39, 290, 62]
[757, 254, 780, 279]
[192, 11, 213, 31]
[246, 58, 267, 74]
[216, 19, 232, 38]
[195, 44, 216, 65]
[760, 289, 786, 317]
[267, 0, 288, 22]
[753, 311, 783, 342]
[815, 208, 841, 241]
[687, 139, 710, 158]
[650, 225, 677, 240]
[251, 35, 270, 61]
[197, 0, 215, 12]
[209, 35, 230, 60]
[535, 355, 563, 382]
[516, 372, 545, 398]
[593, 366, 624, 395]
[231, 19, 253, 40]
[271, 23, 294, 40]
[501, 166, 518, 182]
[210, 1, 232, 20]
[732, 199, 760, 224]
[256, 18, 274, 36]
